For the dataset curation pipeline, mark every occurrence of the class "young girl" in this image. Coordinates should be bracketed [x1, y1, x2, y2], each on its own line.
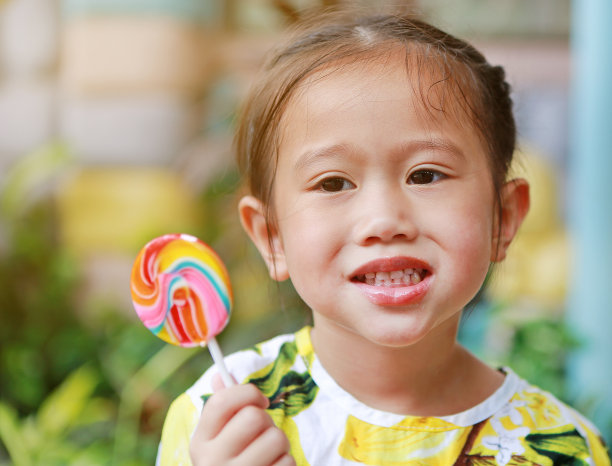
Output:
[158, 12, 610, 466]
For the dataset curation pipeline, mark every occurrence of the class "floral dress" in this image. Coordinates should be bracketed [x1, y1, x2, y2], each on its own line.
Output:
[157, 327, 610, 465]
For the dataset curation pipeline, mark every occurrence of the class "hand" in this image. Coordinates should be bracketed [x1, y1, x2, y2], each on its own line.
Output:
[189, 374, 296, 466]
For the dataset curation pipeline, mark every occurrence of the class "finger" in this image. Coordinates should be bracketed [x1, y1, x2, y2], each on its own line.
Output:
[214, 404, 276, 458]
[196, 383, 269, 440]
[272, 453, 297, 466]
[234, 425, 292, 466]
[212, 372, 238, 392]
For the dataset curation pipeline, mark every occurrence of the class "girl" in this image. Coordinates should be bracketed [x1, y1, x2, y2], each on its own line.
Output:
[158, 11, 610, 466]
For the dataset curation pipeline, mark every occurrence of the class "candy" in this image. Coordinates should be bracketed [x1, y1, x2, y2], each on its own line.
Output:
[130, 233, 235, 385]
[130, 233, 232, 347]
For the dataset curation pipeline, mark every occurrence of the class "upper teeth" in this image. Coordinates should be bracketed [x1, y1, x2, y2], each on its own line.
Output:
[362, 269, 423, 286]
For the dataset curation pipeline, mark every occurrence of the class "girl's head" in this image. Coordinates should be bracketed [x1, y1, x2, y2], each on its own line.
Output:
[236, 11, 516, 225]
[236, 11, 529, 348]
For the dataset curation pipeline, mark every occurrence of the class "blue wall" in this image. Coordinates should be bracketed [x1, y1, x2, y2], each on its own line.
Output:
[568, 0, 612, 441]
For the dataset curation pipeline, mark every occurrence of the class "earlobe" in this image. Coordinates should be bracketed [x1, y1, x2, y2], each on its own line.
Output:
[491, 178, 530, 262]
[238, 195, 289, 281]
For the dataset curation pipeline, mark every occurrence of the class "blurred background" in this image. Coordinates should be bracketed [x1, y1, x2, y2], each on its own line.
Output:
[0, 0, 610, 464]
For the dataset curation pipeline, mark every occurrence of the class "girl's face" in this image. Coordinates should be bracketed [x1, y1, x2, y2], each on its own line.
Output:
[241, 51, 526, 349]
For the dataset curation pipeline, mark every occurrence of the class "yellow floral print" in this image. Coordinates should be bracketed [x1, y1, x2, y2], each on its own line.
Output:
[339, 415, 470, 465]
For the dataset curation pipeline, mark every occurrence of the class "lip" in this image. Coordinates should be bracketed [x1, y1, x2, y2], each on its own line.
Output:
[350, 256, 433, 306]
[350, 256, 431, 276]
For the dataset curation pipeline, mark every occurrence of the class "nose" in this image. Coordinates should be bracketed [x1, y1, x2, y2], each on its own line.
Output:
[351, 189, 418, 245]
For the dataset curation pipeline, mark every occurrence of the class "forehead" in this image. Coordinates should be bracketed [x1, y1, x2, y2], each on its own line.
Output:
[277, 47, 485, 155]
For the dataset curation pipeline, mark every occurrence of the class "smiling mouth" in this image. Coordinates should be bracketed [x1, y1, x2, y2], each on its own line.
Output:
[352, 268, 428, 286]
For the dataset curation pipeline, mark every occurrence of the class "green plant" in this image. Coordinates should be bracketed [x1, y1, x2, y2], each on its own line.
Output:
[0, 365, 114, 466]
[0, 143, 92, 414]
[504, 317, 579, 398]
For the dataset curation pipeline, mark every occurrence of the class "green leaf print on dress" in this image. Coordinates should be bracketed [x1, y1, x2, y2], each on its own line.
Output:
[525, 428, 591, 465]
[199, 338, 317, 465]
[247, 340, 318, 465]
[247, 341, 318, 415]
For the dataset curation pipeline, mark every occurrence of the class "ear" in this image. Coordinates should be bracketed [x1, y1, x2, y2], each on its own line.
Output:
[491, 178, 530, 262]
[238, 195, 289, 281]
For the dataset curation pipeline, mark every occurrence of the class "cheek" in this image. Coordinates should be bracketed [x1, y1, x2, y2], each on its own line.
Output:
[430, 194, 495, 277]
[455, 225, 493, 278]
[277, 210, 329, 267]
[277, 226, 327, 309]
[277, 206, 346, 292]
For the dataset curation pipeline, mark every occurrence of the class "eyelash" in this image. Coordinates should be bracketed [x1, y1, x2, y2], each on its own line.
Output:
[316, 177, 356, 192]
[406, 169, 446, 185]
[315, 168, 445, 192]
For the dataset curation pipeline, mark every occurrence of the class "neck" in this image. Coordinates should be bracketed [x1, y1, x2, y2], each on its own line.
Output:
[310, 316, 503, 416]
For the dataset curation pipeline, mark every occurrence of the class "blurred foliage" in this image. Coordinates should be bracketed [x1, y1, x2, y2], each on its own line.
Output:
[0, 365, 113, 466]
[503, 317, 579, 399]
[0, 143, 88, 415]
[0, 145, 165, 463]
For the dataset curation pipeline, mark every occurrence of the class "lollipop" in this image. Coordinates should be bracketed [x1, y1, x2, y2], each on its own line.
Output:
[130, 233, 234, 385]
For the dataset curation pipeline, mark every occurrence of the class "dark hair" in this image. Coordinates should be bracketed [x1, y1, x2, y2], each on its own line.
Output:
[235, 11, 516, 224]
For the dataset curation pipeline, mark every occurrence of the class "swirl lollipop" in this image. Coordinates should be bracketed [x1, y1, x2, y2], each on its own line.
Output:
[131, 233, 234, 385]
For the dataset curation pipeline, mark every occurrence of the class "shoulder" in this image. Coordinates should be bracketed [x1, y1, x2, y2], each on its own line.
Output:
[480, 369, 610, 465]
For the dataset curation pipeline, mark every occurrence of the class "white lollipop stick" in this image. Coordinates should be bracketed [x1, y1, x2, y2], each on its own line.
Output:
[206, 337, 235, 387]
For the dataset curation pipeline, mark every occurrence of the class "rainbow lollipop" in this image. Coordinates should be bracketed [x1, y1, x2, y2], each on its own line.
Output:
[130, 233, 234, 385]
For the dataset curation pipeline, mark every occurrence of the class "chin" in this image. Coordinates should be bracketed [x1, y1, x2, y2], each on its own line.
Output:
[356, 323, 434, 349]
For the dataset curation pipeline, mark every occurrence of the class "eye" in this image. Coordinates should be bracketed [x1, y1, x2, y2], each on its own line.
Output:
[407, 169, 445, 185]
[318, 177, 355, 192]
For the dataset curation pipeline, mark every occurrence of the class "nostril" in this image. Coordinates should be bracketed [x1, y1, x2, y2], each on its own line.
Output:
[364, 230, 410, 244]
[353, 214, 418, 245]
[363, 234, 405, 246]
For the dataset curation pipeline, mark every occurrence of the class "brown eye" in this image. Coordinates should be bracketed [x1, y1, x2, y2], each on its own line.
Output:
[319, 177, 355, 192]
[407, 170, 444, 185]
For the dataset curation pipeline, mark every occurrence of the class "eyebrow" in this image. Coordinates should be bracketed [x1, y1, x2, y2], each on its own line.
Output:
[294, 143, 354, 172]
[294, 138, 465, 172]
[394, 138, 466, 160]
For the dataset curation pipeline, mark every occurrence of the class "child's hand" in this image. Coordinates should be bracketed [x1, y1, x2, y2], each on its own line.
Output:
[189, 374, 295, 466]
